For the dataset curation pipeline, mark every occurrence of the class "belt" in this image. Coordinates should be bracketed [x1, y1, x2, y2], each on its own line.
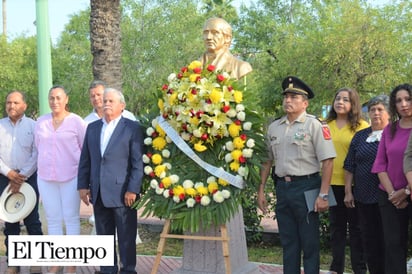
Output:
[276, 172, 319, 182]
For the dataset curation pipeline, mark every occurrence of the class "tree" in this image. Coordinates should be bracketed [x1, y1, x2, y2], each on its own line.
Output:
[90, 0, 122, 90]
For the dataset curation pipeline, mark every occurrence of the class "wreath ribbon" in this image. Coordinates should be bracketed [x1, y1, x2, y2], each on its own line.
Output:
[157, 116, 245, 189]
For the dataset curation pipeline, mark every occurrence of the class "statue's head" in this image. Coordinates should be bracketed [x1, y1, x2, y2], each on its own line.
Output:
[202, 18, 232, 54]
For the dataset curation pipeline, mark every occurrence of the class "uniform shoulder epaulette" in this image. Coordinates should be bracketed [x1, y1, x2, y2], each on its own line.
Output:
[306, 114, 324, 124]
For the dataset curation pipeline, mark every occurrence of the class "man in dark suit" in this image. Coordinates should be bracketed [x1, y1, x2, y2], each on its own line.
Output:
[78, 87, 144, 274]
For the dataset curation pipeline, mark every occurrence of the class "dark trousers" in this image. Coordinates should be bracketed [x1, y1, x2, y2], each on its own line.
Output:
[94, 195, 137, 274]
[0, 173, 42, 257]
[357, 201, 384, 274]
[275, 175, 321, 274]
[378, 189, 412, 274]
[329, 185, 366, 274]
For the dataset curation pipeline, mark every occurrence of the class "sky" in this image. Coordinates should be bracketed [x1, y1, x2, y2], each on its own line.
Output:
[2, 0, 391, 43]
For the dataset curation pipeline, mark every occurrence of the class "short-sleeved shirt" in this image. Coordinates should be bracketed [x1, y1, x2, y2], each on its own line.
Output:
[328, 119, 369, 186]
[344, 127, 380, 204]
[266, 111, 336, 177]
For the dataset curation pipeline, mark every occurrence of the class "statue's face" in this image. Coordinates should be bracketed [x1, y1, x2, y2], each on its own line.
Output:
[203, 21, 227, 53]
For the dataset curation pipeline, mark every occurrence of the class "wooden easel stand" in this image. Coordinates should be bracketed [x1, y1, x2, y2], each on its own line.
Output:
[151, 219, 231, 274]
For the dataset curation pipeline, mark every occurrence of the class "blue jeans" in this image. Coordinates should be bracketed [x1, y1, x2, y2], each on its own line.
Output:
[0, 173, 43, 256]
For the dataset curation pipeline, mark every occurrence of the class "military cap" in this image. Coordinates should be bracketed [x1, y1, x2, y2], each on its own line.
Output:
[281, 76, 314, 99]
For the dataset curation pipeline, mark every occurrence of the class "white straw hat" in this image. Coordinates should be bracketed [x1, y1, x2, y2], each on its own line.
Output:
[0, 182, 36, 223]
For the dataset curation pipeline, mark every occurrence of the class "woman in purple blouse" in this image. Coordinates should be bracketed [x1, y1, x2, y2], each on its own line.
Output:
[372, 84, 412, 274]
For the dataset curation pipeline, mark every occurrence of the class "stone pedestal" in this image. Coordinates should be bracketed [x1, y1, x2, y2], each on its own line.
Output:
[171, 206, 260, 274]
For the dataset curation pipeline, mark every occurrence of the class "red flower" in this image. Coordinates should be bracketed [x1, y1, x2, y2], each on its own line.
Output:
[162, 113, 168, 119]
[235, 120, 241, 126]
[162, 84, 168, 90]
[149, 172, 155, 178]
[195, 196, 201, 203]
[240, 134, 247, 140]
[193, 67, 202, 74]
[191, 89, 197, 95]
[159, 182, 164, 188]
[239, 156, 247, 164]
[196, 110, 204, 118]
[182, 123, 188, 131]
[169, 189, 174, 196]
[177, 73, 183, 79]
[146, 153, 152, 158]
[222, 105, 230, 113]
[181, 66, 188, 73]
[179, 193, 185, 200]
[167, 88, 174, 94]
[207, 64, 216, 72]
[228, 86, 233, 91]
[151, 131, 158, 138]
[201, 133, 208, 141]
[217, 74, 225, 82]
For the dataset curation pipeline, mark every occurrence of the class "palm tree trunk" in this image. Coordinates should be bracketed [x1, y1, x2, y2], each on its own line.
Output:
[90, 0, 122, 91]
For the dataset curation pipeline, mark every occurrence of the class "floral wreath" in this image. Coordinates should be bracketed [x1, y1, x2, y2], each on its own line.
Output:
[135, 60, 266, 232]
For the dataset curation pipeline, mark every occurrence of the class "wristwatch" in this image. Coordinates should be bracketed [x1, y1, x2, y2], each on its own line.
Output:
[405, 187, 411, 195]
[318, 193, 329, 201]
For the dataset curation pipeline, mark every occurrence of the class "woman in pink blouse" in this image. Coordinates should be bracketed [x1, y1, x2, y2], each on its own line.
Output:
[372, 83, 412, 274]
[34, 85, 86, 274]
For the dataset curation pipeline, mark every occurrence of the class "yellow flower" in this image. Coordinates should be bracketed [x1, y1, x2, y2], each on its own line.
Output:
[233, 136, 245, 149]
[151, 153, 163, 165]
[185, 187, 197, 197]
[231, 149, 243, 161]
[188, 60, 202, 70]
[189, 74, 200, 82]
[208, 181, 219, 193]
[196, 185, 209, 195]
[162, 176, 172, 188]
[152, 137, 167, 150]
[194, 141, 207, 152]
[189, 116, 200, 126]
[230, 161, 240, 171]
[209, 88, 223, 104]
[233, 90, 243, 103]
[229, 123, 241, 138]
[155, 124, 166, 137]
[218, 178, 229, 186]
[158, 99, 164, 110]
[168, 92, 178, 106]
[173, 185, 185, 196]
[154, 165, 166, 177]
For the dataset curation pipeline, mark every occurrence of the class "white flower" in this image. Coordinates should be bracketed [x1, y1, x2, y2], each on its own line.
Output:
[222, 189, 231, 199]
[162, 149, 171, 158]
[243, 122, 252, 131]
[142, 154, 151, 164]
[186, 198, 196, 208]
[242, 148, 253, 158]
[173, 196, 181, 203]
[150, 179, 158, 189]
[170, 174, 179, 183]
[207, 176, 216, 184]
[151, 119, 158, 128]
[158, 171, 166, 179]
[163, 190, 170, 198]
[193, 129, 202, 138]
[144, 166, 153, 175]
[155, 186, 164, 195]
[227, 109, 237, 118]
[237, 166, 246, 177]
[222, 71, 230, 79]
[164, 163, 172, 169]
[201, 195, 211, 206]
[213, 191, 225, 203]
[194, 182, 205, 188]
[168, 73, 177, 82]
[225, 141, 234, 151]
[144, 137, 153, 145]
[146, 127, 155, 136]
[183, 180, 194, 189]
[225, 153, 233, 163]
[246, 139, 255, 148]
[236, 104, 245, 112]
[181, 132, 191, 141]
[236, 111, 246, 121]
[166, 136, 172, 143]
